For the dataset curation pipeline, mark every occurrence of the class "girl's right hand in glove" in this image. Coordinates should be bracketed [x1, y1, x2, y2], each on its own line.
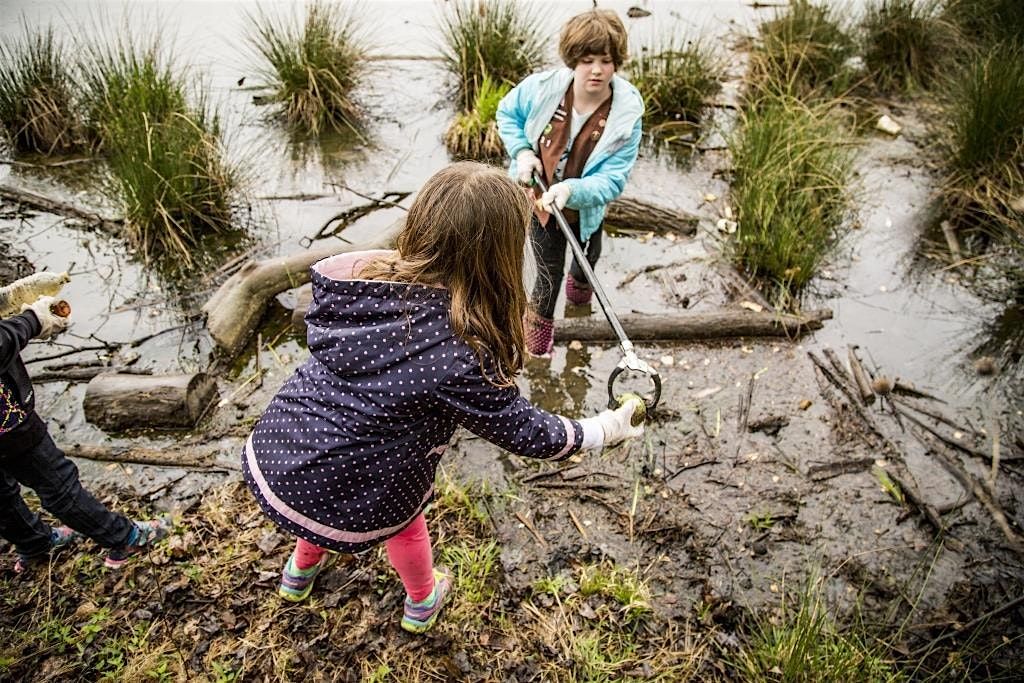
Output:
[579, 397, 645, 449]
[21, 296, 69, 340]
[516, 149, 543, 186]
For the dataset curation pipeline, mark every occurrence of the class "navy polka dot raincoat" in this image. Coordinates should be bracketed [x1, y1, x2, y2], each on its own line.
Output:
[243, 250, 584, 553]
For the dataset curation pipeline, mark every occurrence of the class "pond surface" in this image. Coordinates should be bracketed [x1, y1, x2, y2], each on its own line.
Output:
[2, 0, 1021, 633]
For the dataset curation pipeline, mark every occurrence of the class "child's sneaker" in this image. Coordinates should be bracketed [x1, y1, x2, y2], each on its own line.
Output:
[278, 550, 334, 602]
[401, 566, 453, 634]
[565, 275, 593, 306]
[13, 526, 82, 574]
[104, 517, 172, 569]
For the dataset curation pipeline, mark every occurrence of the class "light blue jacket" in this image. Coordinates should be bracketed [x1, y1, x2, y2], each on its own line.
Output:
[496, 67, 644, 242]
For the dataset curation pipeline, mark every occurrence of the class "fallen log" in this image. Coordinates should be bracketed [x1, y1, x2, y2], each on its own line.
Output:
[203, 219, 403, 356]
[83, 373, 218, 431]
[0, 184, 122, 235]
[554, 309, 831, 342]
[61, 442, 239, 471]
[605, 197, 698, 236]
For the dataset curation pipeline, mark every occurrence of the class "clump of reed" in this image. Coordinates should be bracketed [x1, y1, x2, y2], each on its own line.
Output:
[246, 0, 367, 135]
[78, 35, 237, 267]
[749, 0, 857, 101]
[860, 0, 955, 93]
[0, 22, 83, 154]
[628, 36, 723, 131]
[438, 0, 544, 111]
[727, 93, 854, 304]
[938, 43, 1024, 245]
[444, 75, 509, 160]
[942, 0, 1024, 48]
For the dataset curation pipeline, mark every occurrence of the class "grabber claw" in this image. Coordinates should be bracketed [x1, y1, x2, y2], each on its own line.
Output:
[607, 342, 662, 414]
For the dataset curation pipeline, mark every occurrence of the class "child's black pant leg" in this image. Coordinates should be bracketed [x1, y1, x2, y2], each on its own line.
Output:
[530, 216, 601, 319]
[0, 467, 53, 557]
[1, 434, 134, 549]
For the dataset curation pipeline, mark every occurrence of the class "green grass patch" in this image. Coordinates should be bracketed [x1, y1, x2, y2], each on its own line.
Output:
[731, 575, 904, 682]
[749, 0, 857, 101]
[0, 21, 82, 154]
[860, 0, 955, 93]
[628, 35, 723, 139]
[78, 32, 237, 268]
[942, 0, 1024, 48]
[444, 75, 509, 160]
[578, 563, 652, 626]
[938, 42, 1024, 243]
[246, 0, 367, 135]
[727, 95, 854, 304]
[438, 0, 545, 111]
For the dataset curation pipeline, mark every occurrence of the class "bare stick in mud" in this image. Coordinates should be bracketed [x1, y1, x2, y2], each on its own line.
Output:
[848, 346, 876, 405]
[60, 443, 239, 471]
[0, 184, 122, 235]
[912, 427, 1024, 554]
[552, 309, 832, 342]
[203, 219, 403, 356]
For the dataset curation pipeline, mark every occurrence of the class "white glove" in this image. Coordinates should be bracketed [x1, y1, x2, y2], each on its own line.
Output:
[516, 149, 543, 186]
[21, 296, 69, 340]
[578, 397, 645, 449]
[540, 182, 571, 212]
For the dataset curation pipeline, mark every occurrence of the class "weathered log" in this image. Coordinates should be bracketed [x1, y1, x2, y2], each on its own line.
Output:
[0, 183, 122, 235]
[605, 197, 698, 236]
[83, 373, 218, 431]
[31, 366, 151, 384]
[203, 219, 403, 356]
[61, 442, 239, 471]
[554, 309, 831, 342]
[291, 285, 314, 330]
[847, 346, 875, 405]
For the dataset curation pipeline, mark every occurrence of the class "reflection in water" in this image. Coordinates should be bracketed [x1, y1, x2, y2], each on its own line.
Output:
[523, 344, 593, 419]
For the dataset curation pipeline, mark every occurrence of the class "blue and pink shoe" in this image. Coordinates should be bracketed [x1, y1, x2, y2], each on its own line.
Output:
[401, 566, 453, 634]
[104, 517, 173, 569]
[14, 526, 82, 574]
[278, 550, 335, 602]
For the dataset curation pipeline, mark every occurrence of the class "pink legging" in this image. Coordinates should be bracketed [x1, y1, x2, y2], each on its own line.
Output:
[292, 513, 435, 602]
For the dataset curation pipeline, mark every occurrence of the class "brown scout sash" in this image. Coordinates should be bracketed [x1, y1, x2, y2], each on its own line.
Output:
[532, 83, 613, 226]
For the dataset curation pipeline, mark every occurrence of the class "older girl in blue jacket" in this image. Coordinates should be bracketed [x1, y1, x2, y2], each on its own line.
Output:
[496, 9, 643, 355]
[245, 162, 644, 634]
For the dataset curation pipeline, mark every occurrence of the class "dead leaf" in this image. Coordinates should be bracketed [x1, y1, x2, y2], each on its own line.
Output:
[739, 300, 764, 313]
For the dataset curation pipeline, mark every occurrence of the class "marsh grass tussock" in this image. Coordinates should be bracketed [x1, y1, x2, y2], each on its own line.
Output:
[78, 34, 237, 267]
[0, 22, 82, 155]
[749, 0, 857, 101]
[438, 0, 545, 111]
[246, 0, 367, 135]
[444, 75, 509, 160]
[728, 94, 854, 304]
[942, 0, 1024, 48]
[860, 0, 955, 93]
[628, 36, 724, 131]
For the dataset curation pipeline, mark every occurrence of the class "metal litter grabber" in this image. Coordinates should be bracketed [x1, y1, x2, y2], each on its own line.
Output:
[533, 173, 662, 415]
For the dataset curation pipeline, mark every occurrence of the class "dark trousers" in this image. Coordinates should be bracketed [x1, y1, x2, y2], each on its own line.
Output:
[0, 431, 132, 557]
[530, 215, 602, 319]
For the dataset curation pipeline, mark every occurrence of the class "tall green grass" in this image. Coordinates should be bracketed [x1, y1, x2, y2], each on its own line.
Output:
[628, 36, 723, 128]
[78, 35, 236, 267]
[0, 22, 82, 154]
[728, 94, 853, 303]
[860, 0, 954, 93]
[750, 0, 857, 101]
[444, 75, 510, 160]
[438, 0, 545, 111]
[939, 43, 1024, 242]
[731, 575, 904, 682]
[943, 0, 1024, 48]
[247, 0, 367, 135]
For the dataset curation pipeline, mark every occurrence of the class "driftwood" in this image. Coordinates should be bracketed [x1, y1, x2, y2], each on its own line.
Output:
[0, 184, 122, 235]
[847, 346, 875, 405]
[83, 373, 218, 431]
[605, 197, 698, 236]
[203, 219, 404, 356]
[31, 366, 151, 384]
[554, 309, 831, 342]
[61, 442, 238, 471]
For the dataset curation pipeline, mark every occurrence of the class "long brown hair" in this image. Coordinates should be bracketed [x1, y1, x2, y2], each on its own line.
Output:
[358, 162, 529, 387]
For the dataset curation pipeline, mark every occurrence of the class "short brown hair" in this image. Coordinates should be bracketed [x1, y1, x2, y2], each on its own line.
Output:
[559, 10, 628, 68]
[358, 162, 529, 387]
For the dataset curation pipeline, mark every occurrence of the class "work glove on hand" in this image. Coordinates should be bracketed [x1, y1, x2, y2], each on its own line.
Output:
[21, 296, 68, 340]
[579, 396, 645, 449]
[516, 149, 543, 186]
[540, 182, 571, 212]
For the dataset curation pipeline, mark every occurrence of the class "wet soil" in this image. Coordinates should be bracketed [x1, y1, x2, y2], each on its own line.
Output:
[2, 1, 1023, 679]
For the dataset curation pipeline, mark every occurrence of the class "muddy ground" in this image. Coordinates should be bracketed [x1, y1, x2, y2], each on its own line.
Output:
[2, 0, 1023, 680]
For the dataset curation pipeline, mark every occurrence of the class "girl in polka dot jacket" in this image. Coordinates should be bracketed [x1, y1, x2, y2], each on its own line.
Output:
[243, 162, 644, 634]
